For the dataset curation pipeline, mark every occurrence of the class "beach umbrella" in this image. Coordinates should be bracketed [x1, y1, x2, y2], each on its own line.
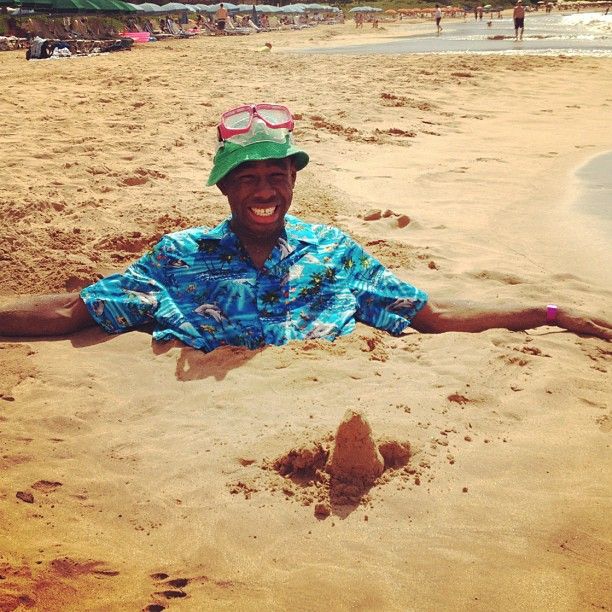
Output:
[16, 0, 53, 9]
[349, 6, 378, 12]
[138, 2, 165, 11]
[87, 0, 138, 11]
[255, 4, 278, 12]
[100, 0, 138, 11]
[207, 2, 238, 10]
[282, 2, 306, 11]
[160, 2, 192, 12]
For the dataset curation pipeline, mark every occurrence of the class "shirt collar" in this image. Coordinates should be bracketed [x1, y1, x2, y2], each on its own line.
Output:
[201, 214, 320, 246]
[284, 214, 319, 245]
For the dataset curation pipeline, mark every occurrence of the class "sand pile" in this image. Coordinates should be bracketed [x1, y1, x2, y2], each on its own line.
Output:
[254, 410, 411, 518]
[327, 409, 385, 486]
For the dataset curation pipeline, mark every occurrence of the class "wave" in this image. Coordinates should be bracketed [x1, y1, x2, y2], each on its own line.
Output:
[561, 12, 612, 33]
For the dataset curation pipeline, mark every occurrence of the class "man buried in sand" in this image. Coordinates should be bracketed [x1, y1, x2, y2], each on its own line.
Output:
[0, 103, 610, 346]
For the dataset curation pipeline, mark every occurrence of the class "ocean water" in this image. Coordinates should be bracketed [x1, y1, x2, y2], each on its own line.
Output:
[300, 12, 612, 56]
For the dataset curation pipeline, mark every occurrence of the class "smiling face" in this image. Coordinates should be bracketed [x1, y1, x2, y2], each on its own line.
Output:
[217, 157, 297, 244]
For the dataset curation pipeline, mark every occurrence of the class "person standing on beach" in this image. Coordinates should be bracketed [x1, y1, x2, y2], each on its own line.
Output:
[0, 103, 610, 347]
[435, 4, 443, 34]
[215, 3, 228, 32]
[513, 0, 525, 40]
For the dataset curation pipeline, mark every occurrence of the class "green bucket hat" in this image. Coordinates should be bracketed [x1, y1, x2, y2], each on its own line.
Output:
[207, 134, 309, 186]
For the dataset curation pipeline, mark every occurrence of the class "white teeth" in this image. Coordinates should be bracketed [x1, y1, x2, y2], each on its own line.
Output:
[251, 207, 276, 217]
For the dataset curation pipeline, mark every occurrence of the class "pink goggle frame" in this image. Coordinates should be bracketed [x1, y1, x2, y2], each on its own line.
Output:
[217, 103, 295, 141]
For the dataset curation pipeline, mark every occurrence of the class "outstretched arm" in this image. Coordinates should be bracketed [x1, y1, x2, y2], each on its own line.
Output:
[411, 300, 611, 340]
[0, 293, 96, 337]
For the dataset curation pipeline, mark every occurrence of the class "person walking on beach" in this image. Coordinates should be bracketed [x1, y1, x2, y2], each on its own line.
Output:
[0, 103, 610, 347]
[435, 4, 443, 34]
[513, 0, 525, 40]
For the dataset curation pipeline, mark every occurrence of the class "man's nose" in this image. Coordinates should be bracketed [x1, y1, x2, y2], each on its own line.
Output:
[252, 177, 276, 200]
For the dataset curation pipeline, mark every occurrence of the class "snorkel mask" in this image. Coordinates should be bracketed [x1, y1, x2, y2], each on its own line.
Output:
[207, 103, 309, 186]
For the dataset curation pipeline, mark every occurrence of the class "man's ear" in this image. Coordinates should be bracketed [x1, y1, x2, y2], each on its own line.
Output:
[217, 178, 228, 196]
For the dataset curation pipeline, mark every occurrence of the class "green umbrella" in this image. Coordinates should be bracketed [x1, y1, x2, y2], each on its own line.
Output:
[17, 0, 53, 9]
[50, 0, 102, 10]
[88, 0, 137, 11]
[86, 0, 136, 13]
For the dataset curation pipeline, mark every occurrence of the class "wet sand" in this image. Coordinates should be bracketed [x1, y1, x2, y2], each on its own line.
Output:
[1, 23, 611, 611]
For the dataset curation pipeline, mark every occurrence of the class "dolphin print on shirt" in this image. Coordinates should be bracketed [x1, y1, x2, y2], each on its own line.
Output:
[194, 303, 227, 324]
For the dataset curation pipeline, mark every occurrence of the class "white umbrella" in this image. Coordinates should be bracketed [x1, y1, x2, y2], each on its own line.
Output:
[208, 2, 238, 9]
[281, 4, 305, 12]
[138, 2, 166, 12]
[349, 6, 380, 12]
[161, 2, 196, 12]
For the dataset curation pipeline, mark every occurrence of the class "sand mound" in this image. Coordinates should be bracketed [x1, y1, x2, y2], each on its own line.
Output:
[257, 411, 411, 517]
[327, 409, 384, 486]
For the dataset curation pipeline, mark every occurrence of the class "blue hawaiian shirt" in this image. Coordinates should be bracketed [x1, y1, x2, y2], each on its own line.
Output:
[80, 215, 428, 352]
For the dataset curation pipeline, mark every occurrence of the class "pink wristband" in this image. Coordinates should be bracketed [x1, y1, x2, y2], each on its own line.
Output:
[546, 304, 558, 324]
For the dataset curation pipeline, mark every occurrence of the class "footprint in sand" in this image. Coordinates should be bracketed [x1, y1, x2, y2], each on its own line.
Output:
[146, 573, 190, 609]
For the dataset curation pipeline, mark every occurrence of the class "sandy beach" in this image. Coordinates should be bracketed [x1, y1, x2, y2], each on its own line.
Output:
[1, 21, 611, 611]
